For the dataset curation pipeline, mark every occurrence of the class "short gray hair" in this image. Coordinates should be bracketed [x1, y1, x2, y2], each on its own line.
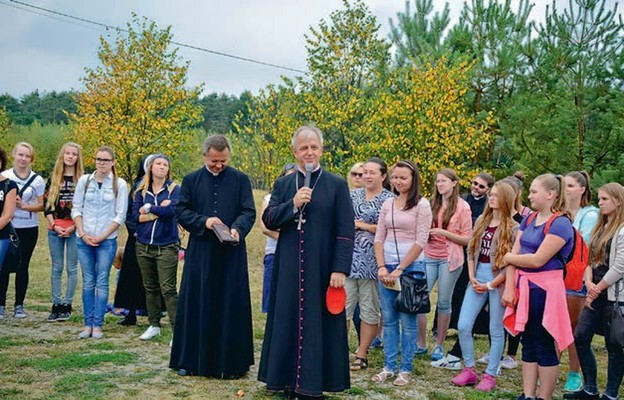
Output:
[291, 125, 324, 150]
[203, 134, 231, 155]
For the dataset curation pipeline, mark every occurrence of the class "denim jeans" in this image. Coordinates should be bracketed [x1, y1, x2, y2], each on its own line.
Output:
[48, 230, 78, 305]
[378, 261, 424, 373]
[457, 262, 505, 376]
[575, 293, 624, 398]
[136, 242, 179, 328]
[425, 257, 462, 314]
[77, 237, 117, 328]
[0, 239, 9, 275]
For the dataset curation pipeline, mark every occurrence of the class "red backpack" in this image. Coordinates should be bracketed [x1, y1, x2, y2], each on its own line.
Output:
[525, 212, 588, 291]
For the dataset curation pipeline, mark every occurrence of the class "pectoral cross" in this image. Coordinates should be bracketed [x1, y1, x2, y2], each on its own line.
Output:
[297, 216, 306, 231]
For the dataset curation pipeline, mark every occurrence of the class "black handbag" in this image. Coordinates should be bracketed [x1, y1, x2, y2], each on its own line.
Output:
[2, 223, 22, 274]
[609, 280, 624, 348]
[389, 199, 431, 314]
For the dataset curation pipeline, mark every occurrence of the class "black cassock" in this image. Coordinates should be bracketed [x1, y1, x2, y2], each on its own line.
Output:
[258, 168, 354, 396]
[170, 166, 256, 377]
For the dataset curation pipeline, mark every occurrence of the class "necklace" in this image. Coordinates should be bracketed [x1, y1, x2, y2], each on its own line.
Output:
[295, 168, 323, 230]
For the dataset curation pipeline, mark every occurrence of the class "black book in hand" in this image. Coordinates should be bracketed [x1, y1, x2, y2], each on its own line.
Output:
[212, 223, 239, 244]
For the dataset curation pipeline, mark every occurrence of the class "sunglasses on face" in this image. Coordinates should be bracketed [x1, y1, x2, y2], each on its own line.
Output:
[95, 158, 113, 164]
[472, 181, 487, 190]
[350, 172, 363, 178]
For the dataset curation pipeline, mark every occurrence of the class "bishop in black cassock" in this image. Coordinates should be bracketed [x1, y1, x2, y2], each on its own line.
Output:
[170, 136, 255, 378]
[258, 126, 355, 397]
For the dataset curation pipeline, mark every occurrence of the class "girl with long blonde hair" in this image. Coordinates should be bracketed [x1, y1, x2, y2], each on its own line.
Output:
[502, 174, 575, 400]
[572, 182, 624, 400]
[451, 181, 518, 391]
[44, 142, 83, 322]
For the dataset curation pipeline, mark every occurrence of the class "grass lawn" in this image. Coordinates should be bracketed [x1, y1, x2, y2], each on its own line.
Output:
[0, 190, 611, 399]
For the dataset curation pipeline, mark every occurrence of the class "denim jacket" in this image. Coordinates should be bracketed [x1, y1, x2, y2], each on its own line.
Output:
[133, 179, 180, 246]
[71, 172, 128, 239]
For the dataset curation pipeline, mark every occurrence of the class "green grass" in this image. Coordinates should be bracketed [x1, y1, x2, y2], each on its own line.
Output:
[0, 190, 613, 399]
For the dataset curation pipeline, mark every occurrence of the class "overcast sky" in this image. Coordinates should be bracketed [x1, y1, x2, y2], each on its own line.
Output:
[0, 0, 621, 97]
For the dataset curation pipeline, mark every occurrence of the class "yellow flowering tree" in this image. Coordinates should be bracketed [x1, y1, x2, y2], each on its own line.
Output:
[68, 15, 203, 181]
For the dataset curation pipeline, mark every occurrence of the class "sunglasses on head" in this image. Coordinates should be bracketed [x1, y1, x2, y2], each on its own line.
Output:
[472, 181, 487, 190]
[350, 172, 363, 178]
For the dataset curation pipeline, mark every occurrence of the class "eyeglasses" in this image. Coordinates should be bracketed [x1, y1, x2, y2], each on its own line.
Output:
[350, 172, 363, 178]
[472, 181, 487, 190]
[95, 158, 113, 164]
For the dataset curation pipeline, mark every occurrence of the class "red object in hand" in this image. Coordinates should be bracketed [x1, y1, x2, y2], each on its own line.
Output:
[326, 286, 346, 315]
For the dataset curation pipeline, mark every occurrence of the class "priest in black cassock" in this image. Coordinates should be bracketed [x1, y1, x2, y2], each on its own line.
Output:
[170, 134, 256, 378]
[258, 126, 355, 398]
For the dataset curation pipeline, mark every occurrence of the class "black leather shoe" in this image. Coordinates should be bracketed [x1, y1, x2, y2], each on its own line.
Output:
[117, 315, 137, 326]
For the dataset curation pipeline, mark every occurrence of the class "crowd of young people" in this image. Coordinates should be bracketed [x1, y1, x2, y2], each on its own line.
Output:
[0, 139, 622, 400]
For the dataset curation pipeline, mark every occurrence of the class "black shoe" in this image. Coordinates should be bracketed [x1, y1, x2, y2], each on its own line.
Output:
[57, 304, 71, 321]
[564, 391, 600, 400]
[117, 315, 137, 326]
[47, 304, 60, 322]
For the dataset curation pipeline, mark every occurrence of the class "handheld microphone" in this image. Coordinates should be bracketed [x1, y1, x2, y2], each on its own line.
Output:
[303, 163, 313, 188]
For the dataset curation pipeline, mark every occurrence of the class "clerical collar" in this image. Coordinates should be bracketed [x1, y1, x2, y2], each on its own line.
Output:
[297, 164, 321, 174]
[472, 194, 486, 201]
[205, 165, 224, 176]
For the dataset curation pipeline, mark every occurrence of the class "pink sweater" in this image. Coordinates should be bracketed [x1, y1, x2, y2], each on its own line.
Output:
[375, 197, 433, 265]
[503, 269, 574, 351]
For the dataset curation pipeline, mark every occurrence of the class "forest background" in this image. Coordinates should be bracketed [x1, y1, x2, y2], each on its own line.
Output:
[1, 0, 623, 195]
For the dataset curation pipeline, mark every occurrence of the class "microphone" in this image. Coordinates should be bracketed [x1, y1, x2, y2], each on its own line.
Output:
[303, 163, 313, 188]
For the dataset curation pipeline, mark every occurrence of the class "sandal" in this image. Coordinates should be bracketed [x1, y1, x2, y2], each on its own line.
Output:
[372, 368, 394, 383]
[350, 356, 368, 371]
[393, 372, 411, 386]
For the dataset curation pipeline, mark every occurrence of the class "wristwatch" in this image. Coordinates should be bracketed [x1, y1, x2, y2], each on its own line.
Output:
[486, 282, 495, 291]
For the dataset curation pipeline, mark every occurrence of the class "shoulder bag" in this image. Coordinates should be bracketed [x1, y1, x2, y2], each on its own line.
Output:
[609, 279, 624, 348]
[391, 199, 430, 314]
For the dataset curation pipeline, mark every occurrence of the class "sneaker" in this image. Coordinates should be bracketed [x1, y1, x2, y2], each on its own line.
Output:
[431, 354, 463, 370]
[57, 304, 71, 321]
[414, 346, 428, 356]
[564, 371, 583, 392]
[13, 305, 26, 319]
[452, 367, 478, 386]
[430, 344, 444, 361]
[78, 328, 92, 339]
[0, 305, 4, 320]
[477, 353, 490, 364]
[139, 325, 161, 340]
[476, 373, 497, 392]
[92, 327, 104, 339]
[563, 390, 600, 399]
[501, 355, 518, 369]
[370, 336, 382, 348]
[47, 304, 60, 322]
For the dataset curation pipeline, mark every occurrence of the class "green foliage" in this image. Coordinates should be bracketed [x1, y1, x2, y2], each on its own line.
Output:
[0, 91, 77, 125]
[233, 1, 494, 191]
[0, 121, 66, 177]
[68, 14, 204, 182]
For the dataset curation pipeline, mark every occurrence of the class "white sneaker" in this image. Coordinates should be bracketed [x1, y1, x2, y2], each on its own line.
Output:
[430, 354, 463, 370]
[500, 355, 518, 369]
[139, 326, 161, 340]
[477, 353, 490, 364]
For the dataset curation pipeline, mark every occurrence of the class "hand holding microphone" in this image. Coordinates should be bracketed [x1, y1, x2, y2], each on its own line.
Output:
[293, 163, 314, 208]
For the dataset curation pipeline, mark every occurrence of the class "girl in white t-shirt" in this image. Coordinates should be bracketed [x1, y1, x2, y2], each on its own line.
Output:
[0, 142, 45, 319]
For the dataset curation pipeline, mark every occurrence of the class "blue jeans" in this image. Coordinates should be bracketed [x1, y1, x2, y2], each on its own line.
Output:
[0, 239, 8, 275]
[48, 230, 78, 305]
[425, 257, 462, 314]
[77, 238, 117, 327]
[457, 262, 505, 376]
[378, 261, 424, 373]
